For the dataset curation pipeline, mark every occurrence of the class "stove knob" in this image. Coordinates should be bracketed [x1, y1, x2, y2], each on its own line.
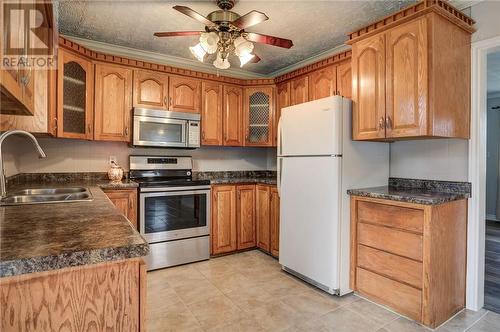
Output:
[187, 171, 192, 176]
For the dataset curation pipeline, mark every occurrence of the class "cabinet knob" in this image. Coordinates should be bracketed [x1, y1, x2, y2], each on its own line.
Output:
[125, 127, 129, 136]
[385, 116, 392, 130]
[164, 96, 168, 106]
[87, 124, 91, 134]
[202, 131, 206, 139]
[378, 117, 385, 130]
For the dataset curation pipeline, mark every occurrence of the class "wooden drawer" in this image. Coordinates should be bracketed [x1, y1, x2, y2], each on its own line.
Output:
[357, 201, 423, 233]
[358, 222, 423, 261]
[358, 245, 422, 289]
[357, 267, 422, 321]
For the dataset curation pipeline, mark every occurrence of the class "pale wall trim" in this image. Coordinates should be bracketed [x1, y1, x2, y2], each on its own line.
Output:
[468, 34, 500, 311]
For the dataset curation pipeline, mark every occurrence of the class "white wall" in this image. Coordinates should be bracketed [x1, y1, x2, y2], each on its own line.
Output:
[486, 96, 500, 216]
[470, 1, 500, 43]
[4, 137, 273, 175]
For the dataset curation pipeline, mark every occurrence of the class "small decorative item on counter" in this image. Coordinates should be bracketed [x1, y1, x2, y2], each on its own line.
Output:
[108, 161, 124, 183]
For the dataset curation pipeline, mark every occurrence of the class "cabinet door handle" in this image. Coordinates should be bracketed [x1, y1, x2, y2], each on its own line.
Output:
[87, 124, 92, 134]
[164, 96, 168, 106]
[125, 127, 129, 136]
[202, 131, 206, 139]
[385, 116, 392, 129]
[378, 117, 385, 130]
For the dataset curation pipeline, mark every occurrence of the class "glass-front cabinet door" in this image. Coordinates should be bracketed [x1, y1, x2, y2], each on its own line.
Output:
[243, 86, 275, 147]
[57, 48, 94, 139]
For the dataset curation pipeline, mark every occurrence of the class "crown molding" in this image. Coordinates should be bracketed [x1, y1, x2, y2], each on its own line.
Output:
[61, 35, 270, 80]
[268, 44, 351, 78]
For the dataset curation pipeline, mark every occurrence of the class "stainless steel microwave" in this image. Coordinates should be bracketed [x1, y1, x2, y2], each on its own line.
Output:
[133, 108, 200, 148]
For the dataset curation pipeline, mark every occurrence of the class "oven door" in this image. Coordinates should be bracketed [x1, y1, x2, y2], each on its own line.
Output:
[139, 188, 210, 243]
[133, 115, 187, 148]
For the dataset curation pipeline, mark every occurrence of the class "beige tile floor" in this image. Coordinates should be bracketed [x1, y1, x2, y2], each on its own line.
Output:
[147, 250, 500, 332]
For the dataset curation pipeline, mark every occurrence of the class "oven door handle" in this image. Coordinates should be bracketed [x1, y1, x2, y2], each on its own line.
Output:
[140, 186, 211, 193]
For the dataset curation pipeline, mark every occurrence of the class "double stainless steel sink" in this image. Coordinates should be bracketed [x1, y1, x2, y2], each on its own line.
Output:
[0, 187, 93, 206]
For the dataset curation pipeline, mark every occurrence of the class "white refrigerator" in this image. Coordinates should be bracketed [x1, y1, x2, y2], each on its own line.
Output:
[277, 95, 389, 296]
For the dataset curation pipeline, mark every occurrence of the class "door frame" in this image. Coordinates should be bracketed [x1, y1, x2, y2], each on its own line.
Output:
[467, 35, 500, 311]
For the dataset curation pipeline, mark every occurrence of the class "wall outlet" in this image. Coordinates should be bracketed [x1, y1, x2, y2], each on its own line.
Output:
[109, 156, 117, 165]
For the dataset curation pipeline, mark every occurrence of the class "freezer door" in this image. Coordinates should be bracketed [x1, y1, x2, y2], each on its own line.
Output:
[279, 96, 343, 156]
[279, 156, 342, 291]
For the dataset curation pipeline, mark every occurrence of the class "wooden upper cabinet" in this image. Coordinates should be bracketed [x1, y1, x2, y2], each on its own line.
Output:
[275, 82, 291, 146]
[169, 76, 201, 113]
[104, 189, 137, 229]
[133, 69, 169, 109]
[212, 185, 238, 255]
[94, 63, 133, 142]
[309, 65, 336, 101]
[270, 186, 280, 257]
[336, 61, 352, 98]
[352, 34, 386, 141]
[386, 17, 428, 139]
[237, 185, 256, 250]
[223, 85, 243, 146]
[256, 184, 271, 252]
[201, 81, 223, 145]
[57, 48, 94, 139]
[290, 76, 309, 106]
[243, 86, 274, 147]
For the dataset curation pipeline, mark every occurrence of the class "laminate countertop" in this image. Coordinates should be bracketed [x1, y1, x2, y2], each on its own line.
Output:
[0, 182, 148, 278]
[193, 171, 277, 185]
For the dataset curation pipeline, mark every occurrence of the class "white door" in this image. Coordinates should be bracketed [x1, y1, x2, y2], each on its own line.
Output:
[279, 155, 342, 291]
[279, 96, 343, 157]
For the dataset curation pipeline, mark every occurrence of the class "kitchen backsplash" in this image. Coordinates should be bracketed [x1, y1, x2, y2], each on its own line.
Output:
[4, 136, 277, 176]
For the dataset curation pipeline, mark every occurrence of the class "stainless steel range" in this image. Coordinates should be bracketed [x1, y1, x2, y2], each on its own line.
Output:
[129, 156, 210, 270]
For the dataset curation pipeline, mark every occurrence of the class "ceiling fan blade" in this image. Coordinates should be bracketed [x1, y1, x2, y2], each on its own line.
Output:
[231, 10, 268, 29]
[250, 54, 261, 63]
[173, 5, 215, 27]
[245, 32, 293, 49]
[154, 31, 202, 37]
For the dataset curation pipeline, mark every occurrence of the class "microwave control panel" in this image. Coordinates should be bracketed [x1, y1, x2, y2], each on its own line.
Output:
[188, 121, 200, 147]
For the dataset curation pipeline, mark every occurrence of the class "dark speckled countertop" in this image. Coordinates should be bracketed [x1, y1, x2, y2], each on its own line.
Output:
[193, 171, 277, 185]
[1, 180, 148, 278]
[347, 178, 471, 205]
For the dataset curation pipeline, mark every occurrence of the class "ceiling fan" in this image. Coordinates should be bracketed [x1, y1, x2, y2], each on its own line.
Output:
[153, 0, 294, 70]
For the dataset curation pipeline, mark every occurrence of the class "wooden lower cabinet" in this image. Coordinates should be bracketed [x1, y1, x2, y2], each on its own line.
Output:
[269, 187, 280, 257]
[0, 258, 147, 332]
[350, 196, 467, 328]
[211, 184, 279, 256]
[256, 184, 271, 252]
[237, 185, 257, 250]
[104, 189, 137, 229]
[211, 185, 238, 255]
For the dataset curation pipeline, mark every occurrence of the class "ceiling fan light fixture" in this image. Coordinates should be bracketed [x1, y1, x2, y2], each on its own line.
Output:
[199, 32, 219, 54]
[213, 52, 230, 69]
[189, 43, 206, 62]
[239, 53, 255, 67]
[234, 36, 254, 57]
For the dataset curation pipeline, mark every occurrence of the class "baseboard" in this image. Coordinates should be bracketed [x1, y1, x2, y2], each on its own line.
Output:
[486, 214, 500, 222]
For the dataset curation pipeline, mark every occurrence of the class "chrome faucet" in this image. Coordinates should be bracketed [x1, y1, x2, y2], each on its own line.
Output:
[0, 130, 47, 198]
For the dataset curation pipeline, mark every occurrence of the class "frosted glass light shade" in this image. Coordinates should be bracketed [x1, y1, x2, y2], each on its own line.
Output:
[213, 52, 230, 69]
[234, 36, 254, 57]
[239, 53, 255, 67]
[199, 32, 219, 54]
[189, 43, 206, 62]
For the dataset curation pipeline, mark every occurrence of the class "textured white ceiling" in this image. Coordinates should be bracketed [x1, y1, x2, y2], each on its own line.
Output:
[488, 51, 500, 95]
[57, 0, 475, 75]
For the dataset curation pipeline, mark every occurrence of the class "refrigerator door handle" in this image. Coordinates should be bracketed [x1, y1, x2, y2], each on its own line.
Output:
[277, 157, 282, 197]
[277, 117, 283, 156]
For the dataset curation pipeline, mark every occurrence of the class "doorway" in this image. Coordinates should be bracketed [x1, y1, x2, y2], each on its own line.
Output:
[485, 50, 500, 313]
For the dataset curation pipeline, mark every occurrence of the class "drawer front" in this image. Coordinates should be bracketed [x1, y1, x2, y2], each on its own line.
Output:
[358, 244, 422, 289]
[358, 222, 423, 261]
[357, 267, 422, 321]
[357, 201, 423, 233]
